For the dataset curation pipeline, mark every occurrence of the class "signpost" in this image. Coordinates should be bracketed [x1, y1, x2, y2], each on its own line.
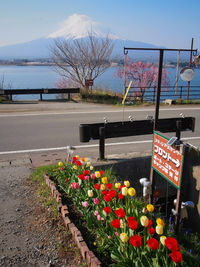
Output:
[152, 131, 184, 190]
[85, 79, 93, 87]
[151, 131, 187, 232]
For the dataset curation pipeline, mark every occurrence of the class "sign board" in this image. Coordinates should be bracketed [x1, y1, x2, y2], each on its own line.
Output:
[152, 131, 184, 190]
[85, 79, 93, 87]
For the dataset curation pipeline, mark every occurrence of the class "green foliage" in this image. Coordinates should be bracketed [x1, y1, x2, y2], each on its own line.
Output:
[48, 159, 200, 266]
[80, 88, 123, 105]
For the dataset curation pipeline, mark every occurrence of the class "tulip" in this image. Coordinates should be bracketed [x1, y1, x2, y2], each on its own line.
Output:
[156, 218, 165, 226]
[58, 161, 63, 167]
[88, 190, 94, 197]
[108, 235, 112, 239]
[80, 157, 85, 162]
[84, 175, 89, 181]
[94, 210, 99, 216]
[97, 215, 102, 221]
[140, 216, 149, 227]
[90, 166, 94, 171]
[75, 155, 79, 159]
[90, 172, 95, 179]
[142, 207, 147, 213]
[156, 225, 164, 235]
[128, 187, 136, 197]
[101, 177, 108, 184]
[146, 204, 154, 213]
[120, 233, 128, 243]
[160, 236, 167, 246]
[124, 180, 130, 187]
[82, 201, 88, 208]
[73, 165, 78, 170]
[93, 198, 99, 205]
[122, 187, 128, 196]
[115, 232, 119, 237]
[120, 219, 125, 228]
[95, 171, 101, 178]
[101, 184, 106, 190]
[86, 161, 91, 167]
[115, 182, 121, 189]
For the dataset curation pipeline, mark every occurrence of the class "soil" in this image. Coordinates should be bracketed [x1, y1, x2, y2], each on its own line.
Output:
[0, 159, 82, 267]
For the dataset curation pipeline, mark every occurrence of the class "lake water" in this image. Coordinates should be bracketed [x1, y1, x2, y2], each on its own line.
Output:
[0, 65, 200, 100]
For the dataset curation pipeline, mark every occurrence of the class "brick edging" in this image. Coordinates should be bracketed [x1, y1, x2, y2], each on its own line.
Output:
[43, 174, 102, 267]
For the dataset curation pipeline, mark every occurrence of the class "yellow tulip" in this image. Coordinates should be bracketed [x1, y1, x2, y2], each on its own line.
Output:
[120, 219, 125, 229]
[156, 218, 165, 226]
[58, 161, 63, 167]
[120, 233, 128, 243]
[86, 161, 91, 167]
[124, 180, 130, 187]
[122, 187, 128, 196]
[128, 187, 136, 197]
[101, 177, 108, 184]
[146, 204, 154, 213]
[95, 171, 101, 178]
[90, 166, 94, 171]
[73, 165, 78, 170]
[101, 184, 106, 190]
[75, 155, 79, 159]
[140, 216, 149, 227]
[81, 157, 85, 162]
[160, 236, 167, 246]
[156, 225, 164, 235]
[88, 190, 94, 197]
[115, 182, 121, 189]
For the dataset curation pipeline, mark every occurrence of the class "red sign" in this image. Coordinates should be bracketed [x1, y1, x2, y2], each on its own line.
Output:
[152, 131, 184, 190]
[85, 79, 93, 87]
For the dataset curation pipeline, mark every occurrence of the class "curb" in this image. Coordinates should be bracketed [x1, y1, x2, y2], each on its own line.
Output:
[43, 174, 102, 267]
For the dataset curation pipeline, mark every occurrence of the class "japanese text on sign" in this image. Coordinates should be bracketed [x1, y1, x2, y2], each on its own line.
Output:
[152, 132, 184, 189]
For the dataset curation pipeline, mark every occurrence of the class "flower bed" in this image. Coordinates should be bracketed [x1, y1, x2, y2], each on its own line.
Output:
[45, 156, 200, 266]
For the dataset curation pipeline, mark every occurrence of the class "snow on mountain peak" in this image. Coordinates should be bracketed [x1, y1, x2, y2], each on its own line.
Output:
[47, 13, 118, 40]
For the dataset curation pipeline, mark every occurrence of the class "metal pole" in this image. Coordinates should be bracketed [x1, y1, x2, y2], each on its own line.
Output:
[154, 49, 164, 130]
[99, 127, 105, 160]
[150, 50, 164, 202]
[124, 51, 128, 95]
[187, 38, 194, 100]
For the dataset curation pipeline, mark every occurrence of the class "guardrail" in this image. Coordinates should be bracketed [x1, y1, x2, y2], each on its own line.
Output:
[79, 117, 195, 159]
[0, 88, 80, 101]
[126, 85, 200, 103]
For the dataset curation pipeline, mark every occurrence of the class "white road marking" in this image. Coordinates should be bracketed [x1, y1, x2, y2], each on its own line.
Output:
[0, 136, 199, 155]
[0, 107, 200, 117]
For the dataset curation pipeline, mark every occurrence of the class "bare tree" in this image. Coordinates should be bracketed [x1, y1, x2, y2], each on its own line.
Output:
[50, 32, 114, 89]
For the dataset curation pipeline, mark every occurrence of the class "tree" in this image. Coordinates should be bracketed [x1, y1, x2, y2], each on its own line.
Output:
[117, 57, 170, 102]
[50, 32, 114, 90]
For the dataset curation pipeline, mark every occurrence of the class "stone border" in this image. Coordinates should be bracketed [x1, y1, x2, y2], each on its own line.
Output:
[43, 174, 102, 267]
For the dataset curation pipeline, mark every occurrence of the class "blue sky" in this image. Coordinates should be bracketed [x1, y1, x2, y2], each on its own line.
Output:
[0, 0, 199, 49]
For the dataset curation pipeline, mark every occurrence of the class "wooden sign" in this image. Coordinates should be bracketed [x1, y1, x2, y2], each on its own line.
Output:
[152, 131, 184, 190]
[85, 79, 93, 87]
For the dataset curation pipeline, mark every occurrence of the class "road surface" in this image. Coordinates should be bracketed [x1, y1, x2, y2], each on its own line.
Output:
[0, 102, 199, 160]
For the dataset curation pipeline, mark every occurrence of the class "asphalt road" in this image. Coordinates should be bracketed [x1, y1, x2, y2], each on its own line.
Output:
[0, 102, 199, 160]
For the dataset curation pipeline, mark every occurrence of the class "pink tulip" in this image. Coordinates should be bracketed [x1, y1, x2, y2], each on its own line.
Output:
[90, 173, 96, 179]
[82, 201, 88, 208]
[108, 235, 112, 239]
[93, 198, 99, 205]
[84, 176, 89, 181]
[94, 210, 99, 216]
[97, 215, 101, 221]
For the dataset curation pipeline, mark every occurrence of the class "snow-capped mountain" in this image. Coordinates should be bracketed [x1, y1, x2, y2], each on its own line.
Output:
[47, 13, 118, 40]
[0, 13, 165, 60]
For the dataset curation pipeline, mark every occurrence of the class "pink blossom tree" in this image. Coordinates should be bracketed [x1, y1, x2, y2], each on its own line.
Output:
[116, 57, 170, 102]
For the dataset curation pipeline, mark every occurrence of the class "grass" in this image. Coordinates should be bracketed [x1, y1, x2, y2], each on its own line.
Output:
[30, 164, 58, 218]
[30, 164, 86, 266]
